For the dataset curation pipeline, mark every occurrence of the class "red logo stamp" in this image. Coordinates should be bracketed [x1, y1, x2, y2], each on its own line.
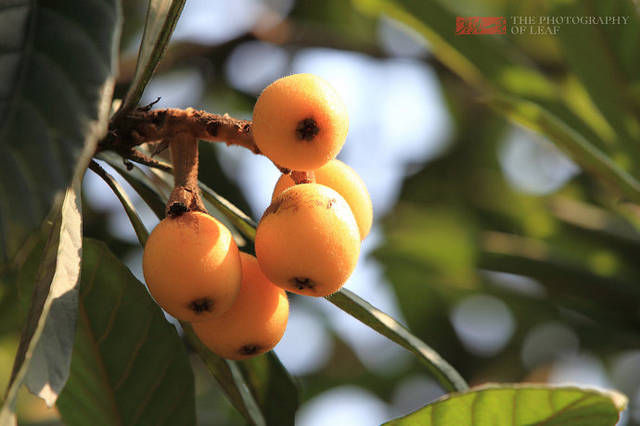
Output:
[456, 17, 507, 35]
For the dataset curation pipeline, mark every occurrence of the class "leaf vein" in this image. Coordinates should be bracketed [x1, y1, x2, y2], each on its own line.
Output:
[470, 391, 479, 425]
[548, 388, 556, 412]
[112, 313, 153, 391]
[512, 388, 518, 426]
[536, 394, 592, 425]
[130, 347, 178, 425]
[95, 270, 125, 347]
[81, 246, 103, 300]
[79, 300, 122, 426]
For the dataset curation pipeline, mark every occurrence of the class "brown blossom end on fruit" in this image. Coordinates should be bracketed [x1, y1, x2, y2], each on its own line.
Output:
[295, 117, 320, 141]
[188, 297, 214, 314]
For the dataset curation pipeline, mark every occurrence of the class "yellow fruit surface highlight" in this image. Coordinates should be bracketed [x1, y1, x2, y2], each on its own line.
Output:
[252, 73, 348, 171]
[142, 212, 241, 322]
[192, 253, 289, 360]
[255, 183, 360, 297]
[273, 159, 373, 239]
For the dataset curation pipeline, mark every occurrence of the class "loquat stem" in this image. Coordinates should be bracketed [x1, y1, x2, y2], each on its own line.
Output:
[291, 171, 315, 184]
[166, 133, 207, 217]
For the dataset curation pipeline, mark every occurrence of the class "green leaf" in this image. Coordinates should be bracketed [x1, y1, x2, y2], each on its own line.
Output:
[238, 353, 299, 426]
[0, 0, 120, 262]
[115, 0, 186, 117]
[478, 231, 640, 329]
[326, 288, 468, 393]
[88, 160, 149, 245]
[1, 182, 82, 424]
[383, 384, 627, 426]
[199, 181, 258, 241]
[198, 141, 254, 217]
[551, 0, 640, 144]
[56, 239, 196, 425]
[97, 152, 166, 220]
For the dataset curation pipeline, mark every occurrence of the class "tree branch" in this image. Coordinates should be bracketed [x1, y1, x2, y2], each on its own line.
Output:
[100, 107, 258, 153]
[98, 107, 293, 175]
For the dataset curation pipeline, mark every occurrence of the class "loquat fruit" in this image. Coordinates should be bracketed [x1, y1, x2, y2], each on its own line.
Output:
[192, 252, 289, 360]
[255, 183, 360, 297]
[273, 159, 373, 239]
[142, 211, 242, 322]
[252, 73, 348, 171]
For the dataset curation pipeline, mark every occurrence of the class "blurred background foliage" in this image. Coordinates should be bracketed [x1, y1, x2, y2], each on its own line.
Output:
[2, 0, 640, 424]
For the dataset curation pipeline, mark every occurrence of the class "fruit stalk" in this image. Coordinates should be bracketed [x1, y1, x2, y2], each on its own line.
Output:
[166, 133, 206, 216]
[290, 170, 315, 184]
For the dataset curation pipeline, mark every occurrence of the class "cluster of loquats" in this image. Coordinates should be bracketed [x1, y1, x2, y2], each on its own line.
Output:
[141, 73, 371, 360]
[142, 212, 288, 360]
[253, 74, 372, 297]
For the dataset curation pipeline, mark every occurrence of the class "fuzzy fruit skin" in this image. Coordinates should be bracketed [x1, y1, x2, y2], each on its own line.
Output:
[273, 159, 373, 240]
[192, 253, 289, 360]
[143, 212, 241, 322]
[252, 73, 348, 171]
[256, 183, 360, 297]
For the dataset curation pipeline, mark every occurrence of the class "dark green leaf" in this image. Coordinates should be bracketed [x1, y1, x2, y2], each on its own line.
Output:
[182, 323, 266, 426]
[0, 0, 120, 262]
[1, 182, 82, 423]
[98, 162, 284, 425]
[116, 0, 186, 116]
[57, 239, 196, 425]
[326, 288, 468, 393]
[384, 384, 627, 426]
